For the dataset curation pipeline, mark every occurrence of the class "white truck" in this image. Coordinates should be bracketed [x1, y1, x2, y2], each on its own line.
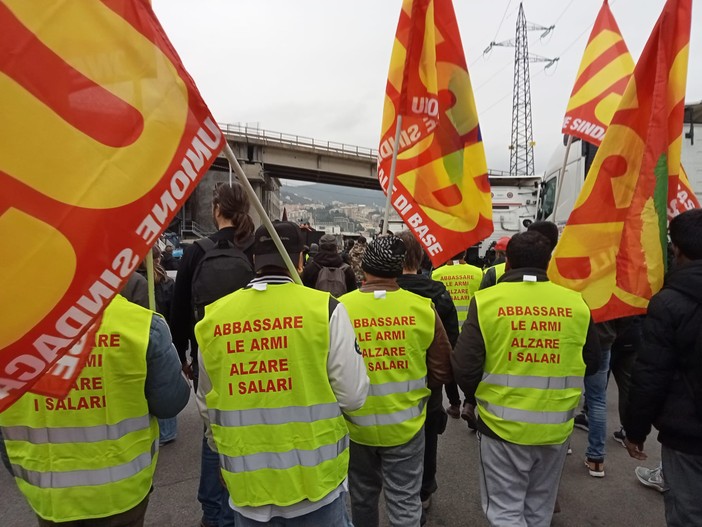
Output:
[386, 172, 542, 258]
[484, 173, 542, 252]
[539, 100, 702, 226]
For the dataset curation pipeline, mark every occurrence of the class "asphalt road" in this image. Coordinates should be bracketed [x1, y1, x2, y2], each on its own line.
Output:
[0, 383, 665, 526]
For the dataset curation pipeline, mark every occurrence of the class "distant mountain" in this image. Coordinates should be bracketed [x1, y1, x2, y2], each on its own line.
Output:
[281, 183, 386, 207]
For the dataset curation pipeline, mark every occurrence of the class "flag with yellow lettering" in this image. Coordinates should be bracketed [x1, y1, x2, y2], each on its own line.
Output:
[379, 0, 493, 266]
[0, 1, 222, 411]
[549, 0, 692, 322]
[562, 0, 634, 145]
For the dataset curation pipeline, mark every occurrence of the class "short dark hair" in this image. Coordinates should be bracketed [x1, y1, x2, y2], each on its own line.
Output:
[397, 231, 423, 271]
[527, 220, 559, 251]
[669, 209, 702, 260]
[506, 231, 552, 270]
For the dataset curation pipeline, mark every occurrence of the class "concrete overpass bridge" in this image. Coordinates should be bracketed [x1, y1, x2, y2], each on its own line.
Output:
[180, 123, 381, 238]
[179, 123, 514, 239]
[214, 123, 380, 190]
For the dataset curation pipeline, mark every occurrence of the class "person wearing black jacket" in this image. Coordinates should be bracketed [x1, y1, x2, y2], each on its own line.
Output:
[624, 209, 702, 527]
[169, 182, 255, 527]
[395, 231, 458, 523]
[301, 233, 357, 293]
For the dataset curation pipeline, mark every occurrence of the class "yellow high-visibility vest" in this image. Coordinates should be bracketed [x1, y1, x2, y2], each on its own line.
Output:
[474, 280, 590, 445]
[493, 262, 506, 282]
[340, 288, 434, 446]
[195, 282, 349, 507]
[0, 295, 158, 522]
[432, 263, 482, 330]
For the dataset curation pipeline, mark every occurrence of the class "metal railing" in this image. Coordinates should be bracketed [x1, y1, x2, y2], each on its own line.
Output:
[181, 220, 212, 239]
[218, 122, 378, 162]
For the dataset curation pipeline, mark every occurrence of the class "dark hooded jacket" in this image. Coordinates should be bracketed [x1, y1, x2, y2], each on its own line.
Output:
[396, 273, 459, 422]
[396, 274, 459, 347]
[624, 260, 702, 455]
[301, 249, 357, 293]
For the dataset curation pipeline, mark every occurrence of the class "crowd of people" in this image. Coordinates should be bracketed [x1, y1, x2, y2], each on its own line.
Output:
[1, 181, 701, 527]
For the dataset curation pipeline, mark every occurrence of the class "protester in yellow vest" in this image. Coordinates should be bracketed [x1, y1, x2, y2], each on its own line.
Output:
[452, 231, 600, 527]
[479, 236, 510, 290]
[0, 295, 190, 526]
[195, 221, 369, 526]
[431, 250, 482, 427]
[340, 236, 453, 527]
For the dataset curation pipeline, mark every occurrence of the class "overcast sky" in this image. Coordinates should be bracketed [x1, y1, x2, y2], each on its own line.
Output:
[153, 0, 702, 175]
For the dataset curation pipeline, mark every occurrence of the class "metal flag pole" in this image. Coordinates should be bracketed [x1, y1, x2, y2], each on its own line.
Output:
[552, 134, 574, 221]
[222, 142, 302, 284]
[381, 115, 403, 236]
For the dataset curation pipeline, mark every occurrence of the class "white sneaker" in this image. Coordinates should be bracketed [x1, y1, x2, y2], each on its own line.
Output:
[635, 465, 666, 492]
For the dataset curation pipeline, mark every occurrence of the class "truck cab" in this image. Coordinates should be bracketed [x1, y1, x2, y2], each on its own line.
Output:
[539, 100, 702, 228]
[486, 172, 542, 251]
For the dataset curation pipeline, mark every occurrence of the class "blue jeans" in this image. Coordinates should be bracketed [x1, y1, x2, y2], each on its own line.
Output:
[584, 347, 610, 461]
[158, 417, 177, 444]
[199, 435, 237, 527]
[232, 493, 352, 527]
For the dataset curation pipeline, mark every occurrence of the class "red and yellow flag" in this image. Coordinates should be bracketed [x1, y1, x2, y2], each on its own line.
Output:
[549, 0, 692, 322]
[562, 0, 634, 145]
[0, 1, 222, 411]
[670, 164, 700, 218]
[379, 0, 492, 266]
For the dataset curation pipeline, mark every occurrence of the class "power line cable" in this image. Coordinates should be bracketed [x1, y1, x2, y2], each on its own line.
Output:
[478, 0, 612, 116]
[470, 0, 512, 67]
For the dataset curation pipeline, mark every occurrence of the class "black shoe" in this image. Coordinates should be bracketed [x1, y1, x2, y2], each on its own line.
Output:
[421, 495, 432, 511]
[446, 404, 460, 419]
[574, 412, 589, 431]
[613, 427, 626, 446]
[461, 403, 478, 430]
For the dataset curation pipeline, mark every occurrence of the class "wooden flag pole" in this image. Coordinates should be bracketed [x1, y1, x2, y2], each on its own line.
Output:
[222, 142, 302, 284]
[552, 134, 574, 221]
[145, 250, 156, 311]
[381, 115, 403, 236]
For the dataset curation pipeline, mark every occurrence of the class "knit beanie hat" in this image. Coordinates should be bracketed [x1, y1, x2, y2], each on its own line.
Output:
[361, 236, 406, 278]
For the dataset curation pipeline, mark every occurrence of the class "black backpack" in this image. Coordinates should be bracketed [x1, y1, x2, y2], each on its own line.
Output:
[191, 238, 254, 320]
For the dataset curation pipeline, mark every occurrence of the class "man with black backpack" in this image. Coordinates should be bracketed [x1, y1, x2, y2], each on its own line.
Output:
[170, 181, 255, 527]
[301, 233, 357, 297]
[623, 209, 702, 527]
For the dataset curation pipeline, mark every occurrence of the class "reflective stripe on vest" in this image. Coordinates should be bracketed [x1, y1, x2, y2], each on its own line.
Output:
[220, 436, 349, 473]
[345, 398, 426, 427]
[2, 414, 151, 444]
[367, 377, 426, 397]
[0, 295, 157, 522]
[10, 439, 157, 489]
[476, 398, 576, 425]
[196, 283, 349, 508]
[455, 306, 469, 312]
[340, 288, 433, 447]
[481, 373, 583, 391]
[474, 281, 590, 445]
[209, 403, 341, 427]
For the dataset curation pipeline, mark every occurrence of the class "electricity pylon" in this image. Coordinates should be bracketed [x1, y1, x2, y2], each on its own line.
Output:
[484, 3, 558, 176]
